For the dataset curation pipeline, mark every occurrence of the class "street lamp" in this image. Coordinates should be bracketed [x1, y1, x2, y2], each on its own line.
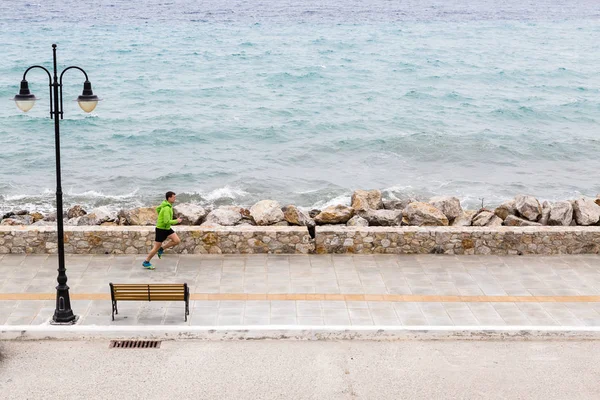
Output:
[13, 44, 99, 324]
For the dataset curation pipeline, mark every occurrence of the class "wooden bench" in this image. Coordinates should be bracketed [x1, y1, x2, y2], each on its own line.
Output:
[109, 283, 190, 321]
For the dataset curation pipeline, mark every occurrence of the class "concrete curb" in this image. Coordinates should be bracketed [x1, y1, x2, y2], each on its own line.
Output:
[2, 325, 600, 341]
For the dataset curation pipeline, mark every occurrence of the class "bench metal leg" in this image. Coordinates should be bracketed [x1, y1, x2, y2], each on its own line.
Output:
[112, 301, 118, 321]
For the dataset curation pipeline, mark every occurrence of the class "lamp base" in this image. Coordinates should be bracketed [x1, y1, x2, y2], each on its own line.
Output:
[50, 314, 79, 325]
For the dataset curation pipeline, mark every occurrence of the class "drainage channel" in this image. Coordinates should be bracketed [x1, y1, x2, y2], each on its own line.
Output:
[109, 340, 161, 349]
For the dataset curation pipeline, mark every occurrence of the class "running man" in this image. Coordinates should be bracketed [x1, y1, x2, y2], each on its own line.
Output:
[142, 191, 182, 269]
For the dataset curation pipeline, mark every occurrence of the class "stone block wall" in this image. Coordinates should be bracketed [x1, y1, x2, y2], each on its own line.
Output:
[0, 226, 314, 255]
[2, 225, 600, 255]
[315, 226, 600, 255]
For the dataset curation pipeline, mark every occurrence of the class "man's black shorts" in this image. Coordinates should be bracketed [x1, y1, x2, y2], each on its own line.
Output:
[155, 228, 175, 243]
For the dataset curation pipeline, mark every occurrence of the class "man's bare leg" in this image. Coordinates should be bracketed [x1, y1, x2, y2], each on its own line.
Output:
[146, 242, 162, 262]
[161, 233, 181, 251]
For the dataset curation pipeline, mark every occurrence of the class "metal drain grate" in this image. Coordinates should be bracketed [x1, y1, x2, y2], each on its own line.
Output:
[109, 340, 161, 349]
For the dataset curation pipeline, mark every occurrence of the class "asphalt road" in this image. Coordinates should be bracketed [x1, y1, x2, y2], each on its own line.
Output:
[1, 340, 599, 399]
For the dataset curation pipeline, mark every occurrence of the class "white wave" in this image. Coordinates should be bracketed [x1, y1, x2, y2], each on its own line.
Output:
[202, 186, 249, 202]
[63, 188, 140, 200]
[311, 194, 351, 209]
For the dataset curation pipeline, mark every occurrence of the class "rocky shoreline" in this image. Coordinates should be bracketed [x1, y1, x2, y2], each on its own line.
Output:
[2, 190, 600, 230]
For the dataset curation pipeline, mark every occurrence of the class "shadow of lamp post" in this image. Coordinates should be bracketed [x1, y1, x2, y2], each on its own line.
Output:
[13, 44, 99, 324]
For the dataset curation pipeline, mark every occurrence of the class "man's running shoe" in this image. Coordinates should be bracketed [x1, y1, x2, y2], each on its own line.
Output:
[142, 261, 154, 270]
[157, 247, 164, 259]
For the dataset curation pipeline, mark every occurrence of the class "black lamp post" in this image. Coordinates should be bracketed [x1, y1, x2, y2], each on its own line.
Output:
[13, 44, 99, 324]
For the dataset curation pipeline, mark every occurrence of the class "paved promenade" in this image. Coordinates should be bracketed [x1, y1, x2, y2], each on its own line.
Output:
[1, 253, 600, 329]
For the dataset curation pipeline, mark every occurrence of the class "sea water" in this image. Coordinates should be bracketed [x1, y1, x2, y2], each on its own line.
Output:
[1, 0, 599, 213]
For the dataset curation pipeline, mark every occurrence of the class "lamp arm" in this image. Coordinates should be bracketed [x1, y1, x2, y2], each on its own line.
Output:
[22, 65, 54, 117]
[58, 66, 90, 119]
[22, 65, 52, 83]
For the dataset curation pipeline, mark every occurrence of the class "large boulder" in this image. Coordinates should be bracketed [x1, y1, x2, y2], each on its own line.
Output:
[472, 211, 502, 227]
[174, 203, 207, 225]
[314, 205, 354, 225]
[346, 215, 369, 227]
[351, 190, 383, 212]
[573, 198, 600, 226]
[309, 209, 321, 218]
[119, 207, 157, 226]
[429, 196, 462, 222]
[514, 195, 542, 222]
[1, 217, 29, 226]
[548, 201, 573, 226]
[503, 215, 542, 227]
[494, 199, 517, 220]
[29, 212, 44, 223]
[403, 202, 448, 226]
[539, 201, 551, 225]
[282, 205, 314, 227]
[205, 206, 242, 226]
[359, 209, 402, 226]
[67, 205, 87, 219]
[451, 210, 476, 226]
[73, 207, 117, 226]
[250, 200, 285, 225]
[382, 198, 416, 211]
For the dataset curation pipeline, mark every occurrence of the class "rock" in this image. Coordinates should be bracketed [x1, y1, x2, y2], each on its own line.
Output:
[272, 221, 289, 226]
[44, 212, 57, 222]
[174, 203, 207, 225]
[314, 205, 354, 225]
[205, 206, 242, 226]
[504, 215, 542, 227]
[1, 217, 27, 226]
[282, 205, 314, 227]
[494, 199, 517, 220]
[351, 189, 383, 212]
[67, 205, 87, 219]
[2, 212, 15, 219]
[451, 210, 476, 226]
[200, 221, 223, 228]
[382, 198, 417, 211]
[73, 207, 117, 226]
[403, 202, 448, 226]
[472, 211, 502, 227]
[250, 200, 285, 226]
[29, 212, 44, 222]
[487, 215, 504, 226]
[66, 217, 81, 226]
[547, 201, 573, 226]
[100, 222, 118, 226]
[514, 195, 542, 222]
[429, 196, 462, 222]
[539, 201, 551, 225]
[118, 207, 157, 226]
[359, 209, 402, 226]
[573, 198, 600, 226]
[15, 210, 27, 216]
[32, 220, 56, 226]
[347, 216, 369, 227]
[309, 209, 321, 218]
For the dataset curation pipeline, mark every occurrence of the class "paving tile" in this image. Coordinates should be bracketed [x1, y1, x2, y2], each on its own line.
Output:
[218, 315, 243, 325]
[297, 316, 324, 325]
[270, 316, 298, 325]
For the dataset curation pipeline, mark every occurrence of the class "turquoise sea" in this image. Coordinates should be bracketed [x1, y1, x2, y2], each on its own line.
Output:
[1, 0, 599, 213]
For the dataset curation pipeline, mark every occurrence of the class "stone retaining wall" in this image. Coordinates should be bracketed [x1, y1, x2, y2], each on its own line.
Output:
[315, 226, 600, 255]
[2, 226, 600, 255]
[0, 226, 314, 255]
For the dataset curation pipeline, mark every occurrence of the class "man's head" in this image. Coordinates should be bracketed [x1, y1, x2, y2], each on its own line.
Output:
[166, 191, 176, 204]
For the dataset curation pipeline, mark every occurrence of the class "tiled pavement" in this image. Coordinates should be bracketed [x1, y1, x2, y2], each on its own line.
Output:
[1, 253, 600, 327]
